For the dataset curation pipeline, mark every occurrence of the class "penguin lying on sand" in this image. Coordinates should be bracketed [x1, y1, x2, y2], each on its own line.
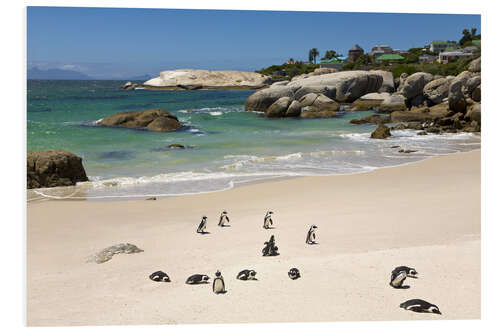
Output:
[149, 271, 171, 282]
[213, 270, 226, 294]
[288, 268, 301, 280]
[400, 299, 441, 315]
[390, 266, 418, 288]
[263, 211, 274, 229]
[262, 235, 279, 256]
[186, 274, 210, 284]
[306, 225, 318, 244]
[197, 216, 208, 234]
[237, 269, 257, 280]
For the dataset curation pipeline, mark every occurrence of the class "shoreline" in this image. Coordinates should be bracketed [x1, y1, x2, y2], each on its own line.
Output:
[27, 150, 480, 325]
[27, 147, 481, 203]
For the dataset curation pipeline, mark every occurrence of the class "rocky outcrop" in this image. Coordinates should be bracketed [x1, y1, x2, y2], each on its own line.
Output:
[378, 94, 406, 112]
[466, 76, 481, 98]
[465, 103, 481, 124]
[143, 69, 271, 89]
[120, 81, 139, 90]
[245, 86, 294, 112]
[97, 109, 183, 132]
[27, 150, 88, 189]
[471, 84, 481, 102]
[370, 70, 395, 93]
[468, 57, 481, 73]
[423, 77, 454, 105]
[370, 124, 391, 139]
[245, 71, 383, 116]
[299, 93, 339, 118]
[400, 72, 434, 100]
[390, 103, 449, 123]
[266, 96, 293, 118]
[350, 114, 390, 125]
[89, 243, 144, 264]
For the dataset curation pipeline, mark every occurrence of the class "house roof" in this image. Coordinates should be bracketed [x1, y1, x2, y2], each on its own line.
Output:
[376, 54, 404, 61]
[432, 40, 457, 45]
[350, 44, 363, 51]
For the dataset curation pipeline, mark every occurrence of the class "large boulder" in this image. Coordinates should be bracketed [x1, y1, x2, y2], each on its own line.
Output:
[471, 84, 481, 102]
[98, 109, 183, 132]
[378, 94, 406, 112]
[266, 96, 293, 118]
[390, 103, 449, 123]
[401, 72, 434, 99]
[465, 76, 481, 97]
[423, 77, 454, 104]
[465, 103, 481, 124]
[370, 70, 395, 93]
[287, 70, 383, 102]
[370, 124, 391, 139]
[448, 71, 475, 113]
[27, 150, 88, 189]
[285, 100, 302, 117]
[245, 86, 294, 112]
[299, 93, 339, 118]
[468, 57, 481, 73]
[396, 73, 409, 92]
[143, 69, 271, 89]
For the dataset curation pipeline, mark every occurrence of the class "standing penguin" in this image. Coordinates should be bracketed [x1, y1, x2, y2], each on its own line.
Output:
[212, 270, 226, 294]
[263, 211, 274, 229]
[218, 210, 230, 227]
[262, 235, 279, 256]
[305, 225, 318, 244]
[197, 216, 208, 234]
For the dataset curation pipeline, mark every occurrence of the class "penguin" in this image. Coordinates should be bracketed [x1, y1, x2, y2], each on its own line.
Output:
[390, 266, 418, 288]
[236, 269, 257, 280]
[262, 235, 279, 256]
[400, 299, 442, 315]
[197, 216, 208, 234]
[305, 225, 318, 244]
[212, 270, 226, 294]
[185, 274, 210, 284]
[149, 270, 171, 282]
[263, 211, 274, 229]
[218, 210, 230, 227]
[288, 268, 301, 280]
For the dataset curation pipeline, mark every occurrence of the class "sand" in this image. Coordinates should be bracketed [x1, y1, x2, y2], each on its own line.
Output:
[26, 150, 481, 326]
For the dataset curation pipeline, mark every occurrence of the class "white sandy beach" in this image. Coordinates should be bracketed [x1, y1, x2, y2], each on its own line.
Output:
[27, 150, 481, 326]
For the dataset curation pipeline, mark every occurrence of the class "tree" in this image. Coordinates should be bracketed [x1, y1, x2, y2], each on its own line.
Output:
[309, 48, 319, 64]
[460, 27, 479, 46]
[321, 50, 343, 60]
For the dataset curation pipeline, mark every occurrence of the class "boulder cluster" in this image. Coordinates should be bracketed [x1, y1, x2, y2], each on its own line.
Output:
[97, 108, 183, 132]
[245, 71, 386, 118]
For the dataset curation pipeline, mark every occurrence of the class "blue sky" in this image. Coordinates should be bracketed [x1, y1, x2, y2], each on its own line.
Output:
[27, 7, 481, 79]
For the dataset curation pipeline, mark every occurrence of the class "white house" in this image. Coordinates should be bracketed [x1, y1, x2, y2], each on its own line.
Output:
[438, 51, 473, 64]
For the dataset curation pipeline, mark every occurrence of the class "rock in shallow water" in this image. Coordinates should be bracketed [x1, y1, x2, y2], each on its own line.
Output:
[370, 124, 392, 139]
[98, 108, 183, 132]
[27, 150, 88, 189]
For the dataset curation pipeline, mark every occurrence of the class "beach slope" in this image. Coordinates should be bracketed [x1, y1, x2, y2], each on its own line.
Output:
[27, 150, 481, 325]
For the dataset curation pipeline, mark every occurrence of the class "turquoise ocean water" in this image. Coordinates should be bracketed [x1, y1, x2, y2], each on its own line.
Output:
[27, 80, 481, 200]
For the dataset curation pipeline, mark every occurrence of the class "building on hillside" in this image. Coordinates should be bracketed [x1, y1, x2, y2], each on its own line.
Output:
[375, 54, 405, 62]
[438, 51, 473, 64]
[371, 45, 393, 58]
[348, 44, 364, 62]
[319, 57, 345, 70]
[419, 54, 437, 63]
[430, 40, 457, 53]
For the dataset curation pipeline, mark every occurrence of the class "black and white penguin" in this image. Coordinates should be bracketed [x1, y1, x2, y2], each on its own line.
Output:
[218, 210, 230, 227]
[263, 211, 274, 229]
[305, 225, 318, 244]
[262, 235, 279, 256]
[212, 270, 226, 294]
[149, 270, 171, 282]
[197, 216, 208, 234]
[185, 274, 210, 284]
[288, 268, 301, 280]
[390, 266, 418, 288]
[236, 269, 257, 280]
[400, 299, 441, 315]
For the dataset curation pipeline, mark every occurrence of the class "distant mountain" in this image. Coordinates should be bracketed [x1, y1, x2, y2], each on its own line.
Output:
[27, 67, 93, 80]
